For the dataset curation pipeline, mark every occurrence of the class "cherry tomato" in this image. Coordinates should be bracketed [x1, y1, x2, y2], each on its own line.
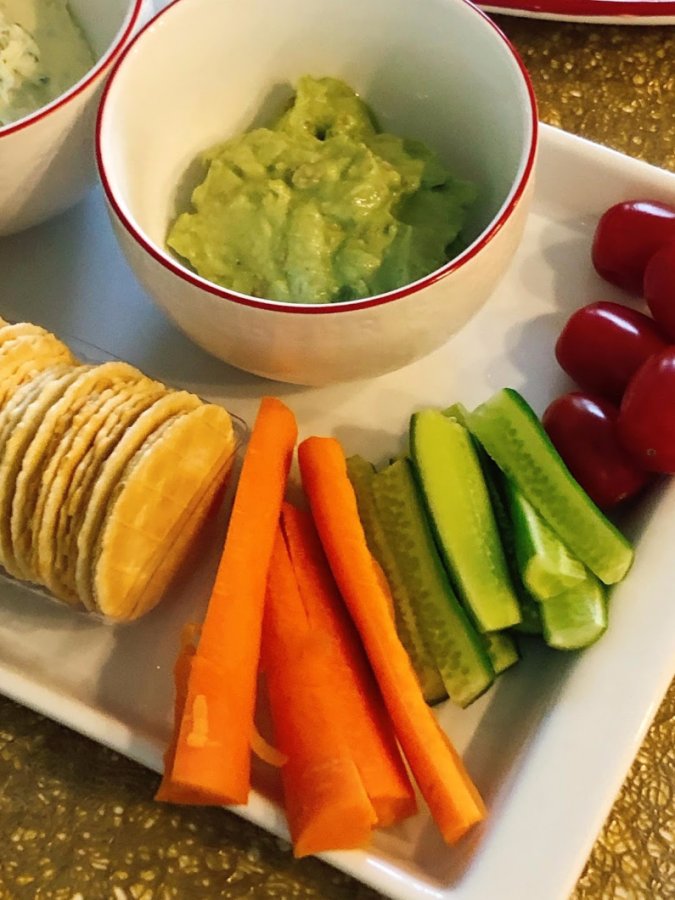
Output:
[618, 347, 675, 474]
[542, 393, 650, 509]
[592, 200, 675, 294]
[644, 241, 675, 341]
[555, 301, 668, 404]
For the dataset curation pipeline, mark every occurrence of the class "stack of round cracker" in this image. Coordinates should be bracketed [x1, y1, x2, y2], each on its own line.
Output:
[0, 319, 237, 621]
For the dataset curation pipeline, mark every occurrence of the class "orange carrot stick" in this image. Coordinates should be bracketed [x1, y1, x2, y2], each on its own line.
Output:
[155, 627, 219, 805]
[298, 437, 486, 845]
[168, 397, 298, 805]
[263, 527, 377, 857]
[281, 503, 417, 828]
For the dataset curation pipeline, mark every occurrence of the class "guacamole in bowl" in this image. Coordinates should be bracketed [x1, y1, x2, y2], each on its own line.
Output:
[167, 76, 477, 305]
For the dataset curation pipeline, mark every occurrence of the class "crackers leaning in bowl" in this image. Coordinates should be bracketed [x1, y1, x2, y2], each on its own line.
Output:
[0, 318, 238, 621]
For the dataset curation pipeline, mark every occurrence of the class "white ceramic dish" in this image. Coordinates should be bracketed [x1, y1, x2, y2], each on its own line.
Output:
[1, 123, 675, 900]
[0, 0, 151, 237]
[97, 0, 537, 385]
[480, 0, 675, 24]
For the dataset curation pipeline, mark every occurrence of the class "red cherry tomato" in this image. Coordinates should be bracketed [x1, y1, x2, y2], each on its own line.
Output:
[618, 347, 675, 474]
[542, 393, 650, 509]
[555, 301, 668, 404]
[592, 200, 675, 294]
[644, 241, 675, 341]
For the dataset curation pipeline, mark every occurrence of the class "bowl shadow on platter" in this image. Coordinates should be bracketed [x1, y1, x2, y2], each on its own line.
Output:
[506, 215, 652, 408]
[0, 195, 316, 401]
[498, 217, 610, 412]
[536, 216, 649, 317]
[0, 203, 274, 399]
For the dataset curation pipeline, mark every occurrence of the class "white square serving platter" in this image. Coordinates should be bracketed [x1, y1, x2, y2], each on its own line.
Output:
[1, 123, 675, 900]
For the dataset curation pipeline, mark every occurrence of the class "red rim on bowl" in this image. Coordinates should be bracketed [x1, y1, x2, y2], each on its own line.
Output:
[97, 0, 539, 316]
[0, 0, 146, 139]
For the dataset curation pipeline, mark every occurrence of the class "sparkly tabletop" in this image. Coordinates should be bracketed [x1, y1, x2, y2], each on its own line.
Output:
[2, 17, 675, 900]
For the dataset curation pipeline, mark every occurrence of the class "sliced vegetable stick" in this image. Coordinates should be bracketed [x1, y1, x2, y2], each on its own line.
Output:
[157, 654, 285, 804]
[155, 627, 220, 805]
[170, 397, 298, 804]
[346, 455, 447, 705]
[298, 436, 486, 845]
[281, 503, 417, 828]
[264, 528, 377, 857]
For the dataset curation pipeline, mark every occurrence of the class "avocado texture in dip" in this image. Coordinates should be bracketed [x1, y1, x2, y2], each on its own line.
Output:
[168, 76, 476, 304]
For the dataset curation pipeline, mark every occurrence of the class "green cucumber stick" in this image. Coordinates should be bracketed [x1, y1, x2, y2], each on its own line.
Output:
[467, 389, 634, 585]
[499, 476, 587, 601]
[410, 409, 521, 632]
[371, 458, 494, 708]
[444, 403, 542, 634]
[481, 631, 520, 675]
[346, 455, 447, 705]
[540, 572, 608, 651]
[511, 594, 543, 635]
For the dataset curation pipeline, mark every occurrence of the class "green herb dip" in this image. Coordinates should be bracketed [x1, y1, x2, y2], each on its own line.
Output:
[0, 0, 94, 127]
[168, 76, 477, 304]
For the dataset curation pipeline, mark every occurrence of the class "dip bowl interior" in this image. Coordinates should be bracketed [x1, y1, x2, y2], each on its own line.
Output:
[0, 0, 148, 237]
[98, 0, 537, 385]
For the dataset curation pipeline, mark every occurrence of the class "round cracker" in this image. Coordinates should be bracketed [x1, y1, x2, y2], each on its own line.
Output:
[0, 322, 52, 347]
[42, 377, 168, 604]
[0, 365, 72, 457]
[0, 332, 75, 410]
[75, 391, 203, 609]
[31, 385, 123, 577]
[92, 403, 235, 620]
[0, 365, 74, 534]
[31, 367, 156, 590]
[9, 363, 144, 582]
[0, 366, 86, 577]
[53, 382, 172, 604]
[125, 450, 233, 621]
[52, 382, 171, 601]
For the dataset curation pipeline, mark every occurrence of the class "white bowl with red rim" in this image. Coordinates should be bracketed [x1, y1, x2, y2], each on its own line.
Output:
[97, 0, 538, 386]
[0, 0, 151, 237]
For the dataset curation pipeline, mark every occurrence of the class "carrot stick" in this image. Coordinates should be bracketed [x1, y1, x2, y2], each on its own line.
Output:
[298, 437, 486, 845]
[169, 397, 298, 805]
[263, 527, 377, 857]
[155, 627, 219, 805]
[281, 503, 417, 828]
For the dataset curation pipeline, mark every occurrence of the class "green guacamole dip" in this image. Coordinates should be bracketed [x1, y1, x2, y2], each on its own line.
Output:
[168, 76, 476, 304]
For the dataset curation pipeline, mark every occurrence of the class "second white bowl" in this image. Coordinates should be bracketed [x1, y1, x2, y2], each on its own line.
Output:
[0, 0, 150, 237]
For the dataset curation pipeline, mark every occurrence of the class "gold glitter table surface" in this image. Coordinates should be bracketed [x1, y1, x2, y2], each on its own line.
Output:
[2, 17, 675, 900]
